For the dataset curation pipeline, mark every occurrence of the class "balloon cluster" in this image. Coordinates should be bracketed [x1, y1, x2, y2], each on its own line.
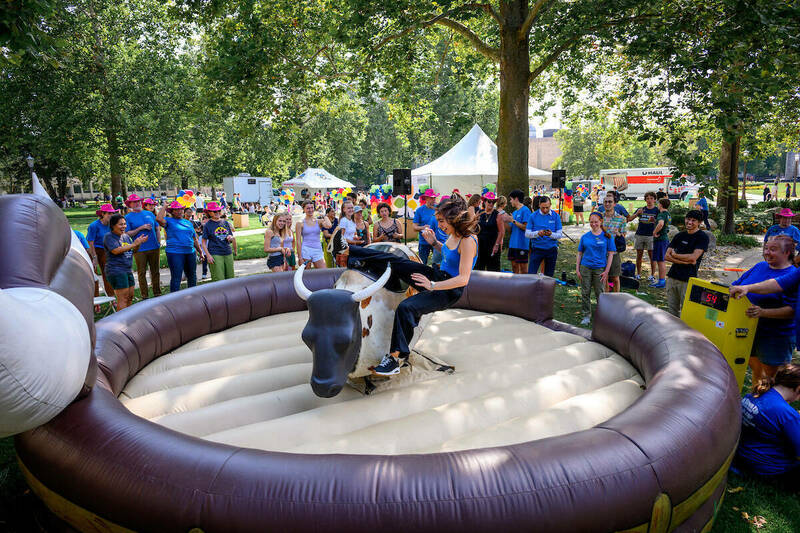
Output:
[176, 189, 195, 208]
[481, 183, 497, 197]
[280, 188, 295, 204]
[330, 187, 353, 201]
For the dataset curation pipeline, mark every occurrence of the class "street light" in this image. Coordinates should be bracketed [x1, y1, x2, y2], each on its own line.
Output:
[741, 150, 749, 203]
[794, 153, 799, 198]
[26, 154, 34, 172]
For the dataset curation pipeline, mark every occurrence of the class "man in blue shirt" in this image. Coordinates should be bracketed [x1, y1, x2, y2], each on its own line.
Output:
[125, 194, 162, 299]
[696, 190, 710, 230]
[506, 189, 531, 274]
[412, 189, 439, 264]
[525, 196, 562, 277]
[764, 208, 800, 263]
[596, 191, 629, 217]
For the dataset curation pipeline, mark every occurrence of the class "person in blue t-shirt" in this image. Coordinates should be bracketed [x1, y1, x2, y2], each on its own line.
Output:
[506, 189, 531, 274]
[124, 194, 162, 299]
[103, 214, 149, 309]
[734, 364, 800, 481]
[696, 190, 710, 230]
[732, 236, 797, 384]
[86, 203, 117, 297]
[429, 209, 449, 267]
[73, 230, 89, 252]
[764, 208, 800, 263]
[412, 189, 439, 264]
[576, 213, 616, 325]
[596, 191, 630, 217]
[525, 196, 562, 277]
[156, 201, 204, 293]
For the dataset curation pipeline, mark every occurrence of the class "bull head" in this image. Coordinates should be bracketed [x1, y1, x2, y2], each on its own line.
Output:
[294, 263, 392, 398]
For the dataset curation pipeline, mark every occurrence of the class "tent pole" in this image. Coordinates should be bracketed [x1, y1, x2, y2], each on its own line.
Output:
[404, 193, 408, 246]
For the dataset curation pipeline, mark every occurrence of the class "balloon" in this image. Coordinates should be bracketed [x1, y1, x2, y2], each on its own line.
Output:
[407, 198, 418, 210]
[485, 183, 496, 192]
[185, 190, 194, 197]
[393, 196, 405, 209]
[177, 190, 185, 197]
[370, 185, 379, 193]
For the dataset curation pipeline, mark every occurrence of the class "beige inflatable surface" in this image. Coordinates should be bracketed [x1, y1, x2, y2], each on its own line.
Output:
[120, 309, 644, 454]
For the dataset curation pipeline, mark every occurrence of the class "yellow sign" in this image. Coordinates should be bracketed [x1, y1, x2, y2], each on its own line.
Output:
[680, 277, 758, 391]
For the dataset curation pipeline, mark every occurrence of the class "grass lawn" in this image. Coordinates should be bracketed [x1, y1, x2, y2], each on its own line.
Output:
[1, 210, 796, 531]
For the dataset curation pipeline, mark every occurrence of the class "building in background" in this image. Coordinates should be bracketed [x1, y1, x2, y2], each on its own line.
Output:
[528, 125, 562, 171]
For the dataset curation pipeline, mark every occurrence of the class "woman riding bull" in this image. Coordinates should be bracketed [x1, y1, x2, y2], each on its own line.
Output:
[337, 193, 478, 376]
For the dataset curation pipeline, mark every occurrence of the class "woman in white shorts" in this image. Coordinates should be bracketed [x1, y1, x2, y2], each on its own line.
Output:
[296, 200, 327, 269]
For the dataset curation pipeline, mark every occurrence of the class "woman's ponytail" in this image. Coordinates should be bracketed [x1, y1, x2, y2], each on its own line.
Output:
[753, 363, 800, 397]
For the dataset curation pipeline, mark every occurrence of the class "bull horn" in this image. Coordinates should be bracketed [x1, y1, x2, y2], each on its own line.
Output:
[293, 263, 312, 301]
[351, 265, 392, 302]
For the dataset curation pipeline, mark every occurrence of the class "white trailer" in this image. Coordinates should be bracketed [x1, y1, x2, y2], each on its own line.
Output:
[223, 173, 275, 204]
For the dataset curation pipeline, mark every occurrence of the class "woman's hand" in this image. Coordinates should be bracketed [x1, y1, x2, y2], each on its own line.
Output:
[746, 305, 763, 318]
[411, 273, 433, 290]
[729, 285, 749, 299]
[134, 234, 149, 246]
[421, 228, 437, 245]
[492, 243, 500, 256]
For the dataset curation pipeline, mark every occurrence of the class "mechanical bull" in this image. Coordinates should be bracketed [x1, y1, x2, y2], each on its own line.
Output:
[293, 243, 428, 398]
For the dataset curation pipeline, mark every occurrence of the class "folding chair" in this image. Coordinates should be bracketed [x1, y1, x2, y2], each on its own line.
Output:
[93, 273, 116, 317]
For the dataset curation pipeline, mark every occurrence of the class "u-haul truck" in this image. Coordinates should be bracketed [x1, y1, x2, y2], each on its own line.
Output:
[599, 167, 695, 201]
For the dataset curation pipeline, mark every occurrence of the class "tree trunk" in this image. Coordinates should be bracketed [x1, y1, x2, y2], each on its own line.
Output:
[211, 186, 217, 201]
[497, 0, 530, 198]
[121, 178, 128, 198]
[718, 137, 740, 234]
[106, 129, 123, 200]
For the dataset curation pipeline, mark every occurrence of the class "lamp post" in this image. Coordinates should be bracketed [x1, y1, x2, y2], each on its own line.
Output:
[794, 153, 799, 199]
[740, 150, 748, 203]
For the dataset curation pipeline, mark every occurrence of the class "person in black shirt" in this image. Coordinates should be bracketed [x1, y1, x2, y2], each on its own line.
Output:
[656, 188, 667, 200]
[665, 210, 710, 316]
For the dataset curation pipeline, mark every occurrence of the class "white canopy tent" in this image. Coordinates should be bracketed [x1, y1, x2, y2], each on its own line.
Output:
[282, 168, 354, 193]
[411, 124, 551, 195]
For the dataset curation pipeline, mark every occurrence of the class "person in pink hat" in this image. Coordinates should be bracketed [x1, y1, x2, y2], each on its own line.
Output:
[412, 189, 440, 264]
[142, 197, 157, 214]
[475, 191, 505, 272]
[765, 208, 800, 264]
[201, 201, 237, 281]
[156, 200, 205, 292]
[125, 194, 161, 298]
[86, 203, 117, 297]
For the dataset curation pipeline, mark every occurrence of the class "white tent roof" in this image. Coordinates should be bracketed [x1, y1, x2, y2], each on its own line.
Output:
[282, 168, 354, 189]
[412, 124, 551, 180]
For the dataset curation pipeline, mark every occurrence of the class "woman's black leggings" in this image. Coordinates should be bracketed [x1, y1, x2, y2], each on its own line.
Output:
[475, 238, 500, 271]
[347, 246, 463, 356]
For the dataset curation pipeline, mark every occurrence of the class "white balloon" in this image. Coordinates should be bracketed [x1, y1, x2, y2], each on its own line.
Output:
[0, 287, 91, 437]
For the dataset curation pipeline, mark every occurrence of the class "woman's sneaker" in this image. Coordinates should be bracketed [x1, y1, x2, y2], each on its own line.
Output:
[371, 354, 400, 376]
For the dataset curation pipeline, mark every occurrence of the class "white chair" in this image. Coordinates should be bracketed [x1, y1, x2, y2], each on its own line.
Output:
[93, 273, 116, 317]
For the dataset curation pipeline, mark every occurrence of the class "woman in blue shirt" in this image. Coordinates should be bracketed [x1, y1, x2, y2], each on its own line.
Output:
[86, 203, 117, 297]
[331, 194, 478, 377]
[157, 201, 205, 292]
[734, 364, 800, 482]
[103, 214, 149, 309]
[731, 236, 796, 385]
[575, 213, 616, 325]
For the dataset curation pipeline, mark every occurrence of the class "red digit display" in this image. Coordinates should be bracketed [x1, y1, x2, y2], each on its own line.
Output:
[703, 292, 717, 305]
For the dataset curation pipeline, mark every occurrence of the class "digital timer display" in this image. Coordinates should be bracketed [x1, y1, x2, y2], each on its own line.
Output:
[689, 285, 729, 312]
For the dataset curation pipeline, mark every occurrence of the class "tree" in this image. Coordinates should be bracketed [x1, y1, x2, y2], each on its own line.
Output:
[553, 108, 662, 178]
[191, 0, 685, 196]
[606, 0, 800, 232]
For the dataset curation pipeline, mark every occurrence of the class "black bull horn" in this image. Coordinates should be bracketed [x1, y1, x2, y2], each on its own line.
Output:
[293, 263, 392, 398]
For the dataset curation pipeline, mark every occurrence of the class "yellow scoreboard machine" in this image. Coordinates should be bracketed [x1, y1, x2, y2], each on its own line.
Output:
[680, 277, 758, 390]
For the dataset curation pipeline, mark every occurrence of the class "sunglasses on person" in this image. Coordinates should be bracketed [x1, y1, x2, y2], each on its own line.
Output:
[485, 199, 496, 204]
[604, 200, 614, 204]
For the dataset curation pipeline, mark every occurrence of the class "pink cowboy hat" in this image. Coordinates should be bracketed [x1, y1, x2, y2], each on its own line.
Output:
[142, 198, 156, 205]
[204, 201, 222, 212]
[97, 203, 117, 213]
[778, 208, 795, 218]
[420, 188, 439, 198]
[167, 200, 184, 210]
[482, 191, 497, 201]
[124, 193, 142, 205]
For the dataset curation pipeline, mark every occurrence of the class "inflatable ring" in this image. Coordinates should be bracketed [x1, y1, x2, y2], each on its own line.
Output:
[5, 194, 740, 532]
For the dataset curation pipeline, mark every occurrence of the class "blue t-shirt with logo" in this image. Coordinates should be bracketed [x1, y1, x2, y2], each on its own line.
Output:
[202, 219, 234, 256]
[527, 210, 562, 250]
[578, 231, 616, 269]
[765, 224, 800, 252]
[86, 219, 111, 249]
[509, 205, 531, 250]
[125, 210, 160, 252]
[163, 217, 196, 254]
[102, 232, 134, 275]
[732, 261, 797, 338]
[413, 205, 437, 243]
[736, 388, 800, 476]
